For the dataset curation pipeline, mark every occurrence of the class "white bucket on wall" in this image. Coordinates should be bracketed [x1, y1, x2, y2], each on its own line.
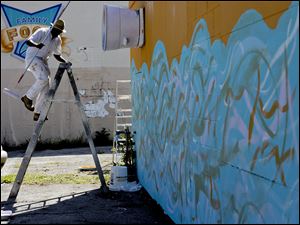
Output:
[109, 166, 128, 191]
[102, 4, 144, 51]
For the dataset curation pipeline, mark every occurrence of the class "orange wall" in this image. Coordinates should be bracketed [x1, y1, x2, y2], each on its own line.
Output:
[130, 1, 291, 70]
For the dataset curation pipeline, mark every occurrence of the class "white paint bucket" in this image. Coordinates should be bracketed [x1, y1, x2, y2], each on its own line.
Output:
[1, 147, 8, 169]
[109, 166, 128, 190]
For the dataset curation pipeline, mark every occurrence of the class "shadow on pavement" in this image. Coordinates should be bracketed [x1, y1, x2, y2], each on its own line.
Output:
[4, 147, 112, 159]
[3, 188, 174, 224]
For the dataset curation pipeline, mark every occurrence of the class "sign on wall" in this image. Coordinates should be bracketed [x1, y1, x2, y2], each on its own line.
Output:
[1, 3, 62, 61]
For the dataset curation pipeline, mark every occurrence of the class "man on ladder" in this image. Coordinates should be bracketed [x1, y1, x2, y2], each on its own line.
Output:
[21, 19, 71, 121]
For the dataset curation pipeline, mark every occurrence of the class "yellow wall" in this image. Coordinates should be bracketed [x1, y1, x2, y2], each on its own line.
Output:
[130, 1, 291, 70]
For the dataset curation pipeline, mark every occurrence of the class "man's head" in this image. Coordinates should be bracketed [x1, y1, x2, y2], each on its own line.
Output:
[50, 19, 66, 38]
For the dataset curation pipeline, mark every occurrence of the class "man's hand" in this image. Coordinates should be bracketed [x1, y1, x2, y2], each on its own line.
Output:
[53, 54, 71, 66]
[36, 43, 45, 49]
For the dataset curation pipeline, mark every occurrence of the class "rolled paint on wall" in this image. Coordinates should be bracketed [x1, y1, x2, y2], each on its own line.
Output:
[131, 2, 299, 224]
[83, 90, 116, 118]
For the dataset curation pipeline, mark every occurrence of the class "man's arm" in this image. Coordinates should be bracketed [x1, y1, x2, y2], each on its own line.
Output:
[53, 54, 69, 64]
[26, 40, 44, 49]
[54, 54, 72, 66]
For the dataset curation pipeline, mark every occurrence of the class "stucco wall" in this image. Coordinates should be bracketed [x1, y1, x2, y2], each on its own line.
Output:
[1, 67, 130, 146]
[1, 1, 130, 146]
[130, 1, 299, 223]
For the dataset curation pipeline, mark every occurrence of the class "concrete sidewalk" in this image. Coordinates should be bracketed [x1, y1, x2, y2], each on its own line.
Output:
[1, 147, 173, 224]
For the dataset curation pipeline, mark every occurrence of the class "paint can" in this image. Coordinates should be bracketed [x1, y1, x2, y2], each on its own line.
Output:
[109, 166, 128, 191]
[1, 146, 8, 169]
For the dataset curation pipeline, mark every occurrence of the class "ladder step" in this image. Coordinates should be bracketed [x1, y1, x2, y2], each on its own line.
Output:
[117, 95, 131, 100]
[116, 138, 127, 142]
[50, 99, 77, 103]
[116, 115, 132, 118]
[117, 109, 132, 112]
[116, 80, 131, 82]
[117, 123, 132, 127]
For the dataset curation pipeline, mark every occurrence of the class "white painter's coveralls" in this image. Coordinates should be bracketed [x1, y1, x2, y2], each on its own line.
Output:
[25, 27, 62, 114]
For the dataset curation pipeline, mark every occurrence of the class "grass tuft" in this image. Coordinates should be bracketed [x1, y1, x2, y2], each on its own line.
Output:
[1, 173, 110, 185]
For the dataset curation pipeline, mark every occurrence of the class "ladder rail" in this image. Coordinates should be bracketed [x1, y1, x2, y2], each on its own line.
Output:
[8, 64, 67, 202]
[66, 67, 108, 192]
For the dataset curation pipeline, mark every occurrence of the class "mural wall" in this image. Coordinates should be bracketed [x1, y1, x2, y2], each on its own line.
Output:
[131, 1, 299, 223]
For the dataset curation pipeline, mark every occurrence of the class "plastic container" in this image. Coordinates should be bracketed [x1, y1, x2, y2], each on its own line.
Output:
[1, 146, 8, 169]
[110, 166, 128, 190]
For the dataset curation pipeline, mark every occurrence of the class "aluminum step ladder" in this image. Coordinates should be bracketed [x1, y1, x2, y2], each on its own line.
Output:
[5, 63, 108, 208]
[115, 80, 132, 132]
[112, 80, 132, 165]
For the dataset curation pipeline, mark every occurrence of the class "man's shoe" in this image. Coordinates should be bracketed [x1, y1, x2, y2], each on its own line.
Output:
[21, 95, 34, 112]
[33, 113, 48, 121]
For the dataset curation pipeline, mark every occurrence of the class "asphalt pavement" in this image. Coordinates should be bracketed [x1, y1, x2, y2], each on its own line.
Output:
[1, 147, 174, 224]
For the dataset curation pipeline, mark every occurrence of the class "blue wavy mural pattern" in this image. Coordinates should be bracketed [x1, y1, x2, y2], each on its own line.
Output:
[131, 2, 299, 223]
